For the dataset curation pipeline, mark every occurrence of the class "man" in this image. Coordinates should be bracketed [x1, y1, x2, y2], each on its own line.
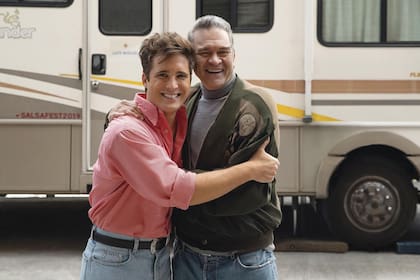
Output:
[172, 15, 281, 280]
[108, 16, 281, 280]
[81, 32, 279, 280]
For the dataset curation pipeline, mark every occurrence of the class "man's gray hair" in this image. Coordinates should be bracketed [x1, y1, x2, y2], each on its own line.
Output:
[188, 15, 234, 48]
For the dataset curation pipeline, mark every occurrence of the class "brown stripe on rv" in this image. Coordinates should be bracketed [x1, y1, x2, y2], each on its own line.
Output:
[247, 80, 420, 94]
[0, 82, 77, 102]
[0, 68, 82, 90]
[0, 68, 138, 100]
[312, 80, 420, 94]
[247, 80, 305, 93]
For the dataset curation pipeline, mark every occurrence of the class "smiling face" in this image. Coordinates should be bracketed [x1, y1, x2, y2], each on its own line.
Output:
[142, 53, 191, 121]
[192, 27, 235, 91]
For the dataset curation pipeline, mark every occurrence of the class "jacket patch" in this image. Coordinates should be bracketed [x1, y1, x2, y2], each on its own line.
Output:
[239, 114, 256, 136]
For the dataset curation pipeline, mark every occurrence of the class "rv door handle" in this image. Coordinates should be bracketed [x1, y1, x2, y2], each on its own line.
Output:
[78, 48, 82, 80]
[92, 54, 106, 75]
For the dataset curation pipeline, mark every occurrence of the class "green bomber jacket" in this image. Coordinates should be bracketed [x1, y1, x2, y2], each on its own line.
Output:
[173, 76, 282, 252]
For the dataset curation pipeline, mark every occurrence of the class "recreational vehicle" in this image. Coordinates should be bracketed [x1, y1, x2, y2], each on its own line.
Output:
[1, 0, 419, 249]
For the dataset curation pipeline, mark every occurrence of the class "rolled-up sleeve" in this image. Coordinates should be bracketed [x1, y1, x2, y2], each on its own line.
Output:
[169, 170, 196, 210]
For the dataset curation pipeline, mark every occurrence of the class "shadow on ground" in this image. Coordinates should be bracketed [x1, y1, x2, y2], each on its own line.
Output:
[0, 198, 92, 252]
[0, 198, 418, 253]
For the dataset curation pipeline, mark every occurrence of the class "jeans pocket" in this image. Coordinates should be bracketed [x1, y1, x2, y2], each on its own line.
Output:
[91, 242, 131, 266]
[236, 249, 275, 269]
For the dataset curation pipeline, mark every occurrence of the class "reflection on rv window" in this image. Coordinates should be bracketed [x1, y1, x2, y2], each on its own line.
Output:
[99, 0, 152, 36]
[198, 0, 274, 33]
[320, 0, 420, 45]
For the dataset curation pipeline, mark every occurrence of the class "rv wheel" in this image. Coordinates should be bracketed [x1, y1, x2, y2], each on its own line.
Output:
[323, 154, 417, 250]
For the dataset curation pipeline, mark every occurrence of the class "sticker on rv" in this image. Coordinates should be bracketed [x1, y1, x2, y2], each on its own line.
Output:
[0, 9, 36, 39]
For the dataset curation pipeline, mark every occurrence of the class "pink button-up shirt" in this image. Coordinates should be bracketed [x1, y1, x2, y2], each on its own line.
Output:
[89, 93, 196, 238]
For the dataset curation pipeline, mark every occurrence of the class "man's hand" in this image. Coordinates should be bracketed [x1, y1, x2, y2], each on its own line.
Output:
[108, 99, 144, 122]
[248, 138, 280, 183]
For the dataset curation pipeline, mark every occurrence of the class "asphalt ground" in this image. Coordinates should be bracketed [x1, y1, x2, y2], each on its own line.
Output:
[0, 197, 419, 280]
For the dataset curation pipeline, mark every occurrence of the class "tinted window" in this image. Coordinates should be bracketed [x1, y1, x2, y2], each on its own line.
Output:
[198, 0, 274, 33]
[0, 0, 71, 6]
[100, 0, 152, 35]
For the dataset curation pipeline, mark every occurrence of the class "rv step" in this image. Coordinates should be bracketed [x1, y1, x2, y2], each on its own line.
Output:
[396, 241, 420, 254]
[275, 238, 348, 253]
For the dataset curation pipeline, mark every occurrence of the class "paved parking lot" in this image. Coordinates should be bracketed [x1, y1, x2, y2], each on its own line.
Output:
[0, 198, 419, 280]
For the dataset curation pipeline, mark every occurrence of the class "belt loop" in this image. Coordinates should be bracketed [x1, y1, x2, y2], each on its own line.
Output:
[150, 239, 157, 254]
[133, 239, 139, 252]
[90, 225, 96, 238]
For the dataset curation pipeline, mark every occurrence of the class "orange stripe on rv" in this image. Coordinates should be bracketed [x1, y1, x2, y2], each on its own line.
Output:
[91, 76, 143, 86]
[60, 74, 143, 87]
[277, 104, 339, 121]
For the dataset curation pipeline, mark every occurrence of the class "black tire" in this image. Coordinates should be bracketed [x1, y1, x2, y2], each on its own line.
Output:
[323, 154, 417, 250]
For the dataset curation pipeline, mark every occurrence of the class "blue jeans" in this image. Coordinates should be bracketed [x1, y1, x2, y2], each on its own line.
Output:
[80, 228, 171, 280]
[173, 240, 278, 280]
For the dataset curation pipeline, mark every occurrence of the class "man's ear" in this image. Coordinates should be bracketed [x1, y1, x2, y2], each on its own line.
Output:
[142, 73, 148, 91]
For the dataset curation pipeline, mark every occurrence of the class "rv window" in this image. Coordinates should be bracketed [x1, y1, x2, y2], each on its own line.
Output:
[197, 0, 274, 33]
[319, 0, 420, 46]
[21, 0, 68, 2]
[99, 0, 152, 36]
[0, 0, 71, 6]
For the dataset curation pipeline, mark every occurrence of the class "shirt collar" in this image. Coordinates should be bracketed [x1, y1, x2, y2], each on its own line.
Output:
[201, 74, 237, 100]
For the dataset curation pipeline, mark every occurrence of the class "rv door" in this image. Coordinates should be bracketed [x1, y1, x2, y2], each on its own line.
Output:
[85, 0, 162, 172]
